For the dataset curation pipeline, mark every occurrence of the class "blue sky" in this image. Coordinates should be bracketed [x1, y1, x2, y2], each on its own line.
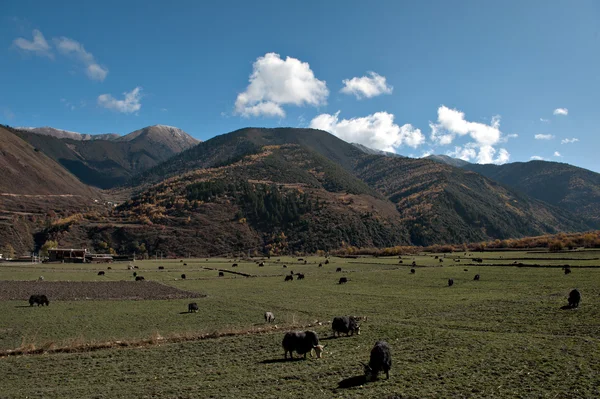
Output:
[2, 0, 599, 171]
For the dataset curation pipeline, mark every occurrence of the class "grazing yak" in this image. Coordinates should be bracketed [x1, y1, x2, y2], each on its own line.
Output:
[410, 269, 415, 274]
[107, 267, 112, 270]
[259, 262, 265, 267]
[97, 271, 105, 276]
[181, 274, 186, 279]
[448, 278, 454, 287]
[332, 316, 361, 337]
[285, 275, 294, 282]
[296, 273, 305, 280]
[474, 274, 480, 281]
[564, 267, 572, 275]
[188, 303, 199, 313]
[282, 330, 324, 359]
[283, 264, 287, 268]
[336, 267, 342, 272]
[158, 266, 165, 270]
[439, 259, 443, 263]
[325, 259, 330, 265]
[133, 272, 137, 277]
[362, 341, 392, 381]
[29, 294, 49, 306]
[339, 277, 348, 284]
[38, 276, 44, 281]
[135, 276, 145, 281]
[218, 272, 224, 277]
[463, 269, 468, 272]
[568, 289, 581, 308]
[232, 263, 238, 267]
[318, 263, 323, 267]
[264, 311, 275, 323]
[399, 260, 403, 264]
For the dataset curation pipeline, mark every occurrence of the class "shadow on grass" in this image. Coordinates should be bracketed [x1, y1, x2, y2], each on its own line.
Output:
[14, 305, 32, 308]
[260, 357, 305, 364]
[560, 305, 578, 310]
[337, 375, 367, 389]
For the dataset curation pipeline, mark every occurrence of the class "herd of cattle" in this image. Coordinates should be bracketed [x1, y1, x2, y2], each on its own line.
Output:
[25, 256, 584, 384]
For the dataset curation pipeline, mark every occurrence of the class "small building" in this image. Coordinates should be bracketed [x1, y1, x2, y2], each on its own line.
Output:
[48, 248, 88, 263]
[85, 253, 114, 263]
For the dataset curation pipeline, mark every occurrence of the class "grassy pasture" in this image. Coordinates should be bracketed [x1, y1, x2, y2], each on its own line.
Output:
[1, 251, 599, 398]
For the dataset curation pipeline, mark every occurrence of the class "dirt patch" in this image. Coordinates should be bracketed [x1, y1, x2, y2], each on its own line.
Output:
[0, 281, 204, 301]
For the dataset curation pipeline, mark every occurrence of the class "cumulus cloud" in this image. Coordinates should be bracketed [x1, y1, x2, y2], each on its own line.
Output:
[309, 111, 424, 152]
[97, 87, 142, 114]
[340, 72, 393, 99]
[530, 155, 545, 160]
[561, 138, 579, 144]
[534, 134, 554, 140]
[53, 36, 108, 81]
[235, 53, 328, 117]
[553, 108, 568, 116]
[13, 29, 53, 58]
[554, 151, 562, 157]
[429, 105, 509, 164]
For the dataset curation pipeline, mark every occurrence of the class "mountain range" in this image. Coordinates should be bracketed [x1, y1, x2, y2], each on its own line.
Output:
[0, 124, 598, 256]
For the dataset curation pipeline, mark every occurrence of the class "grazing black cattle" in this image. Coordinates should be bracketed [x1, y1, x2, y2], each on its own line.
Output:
[28, 294, 49, 306]
[107, 267, 112, 270]
[188, 302, 199, 313]
[297, 258, 303, 262]
[97, 271, 105, 276]
[564, 267, 572, 275]
[332, 316, 361, 337]
[180, 260, 183, 262]
[259, 262, 265, 267]
[474, 274, 480, 281]
[134, 266, 139, 269]
[455, 259, 460, 263]
[296, 273, 305, 280]
[448, 278, 454, 287]
[133, 272, 137, 277]
[218, 272, 224, 277]
[319, 263, 323, 267]
[285, 275, 293, 281]
[412, 261, 416, 266]
[282, 330, 324, 359]
[158, 266, 165, 270]
[304, 260, 307, 265]
[336, 267, 342, 272]
[435, 256, 439, 259]
[464, 269, 468, 272]
[181, 274, 186, 279]
[410, 269, 415, 274]
[339, 277, 348, 284]
[439, 259, 443, 263]
[325, 259, 330, 265]
[363, 341, 392, 381]
[283, 265, 287, 268]
[183, 263, 187, 266]
[232, 263, 238, 267]
[568, 289, 581, 308]
[399, 260, 403, 264]
[135, 276, 145, 281]
[264, 311, 275, 323]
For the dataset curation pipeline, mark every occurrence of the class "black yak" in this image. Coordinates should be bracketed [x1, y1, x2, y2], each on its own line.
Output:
[285, 275, 293, 281]
[158, 266, 165, 270]
[362, 341, 391, 381]
[568, 289, 581, 308]
[332, 316, 361, 337]
[410, 269, 415, 274]
[181, 274, 186, 279]
[218, 272, 224, 277]
[135, 276, 145, 281]
[188, 303, 199, 313]
[282, 330, 324, 359]
[336, 267, 342, 272]
[448, 278, 454, 287]
[97, 271, 105, 276]
[28, 294, 49, 306]
[296, 273, 305, 280]
[474, 274, 480, 281]
[339, 277, 348, 284]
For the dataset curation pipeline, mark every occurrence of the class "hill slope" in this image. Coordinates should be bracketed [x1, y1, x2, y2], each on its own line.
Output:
[464, 161, 600, 223]
[8, 125, 200, 189]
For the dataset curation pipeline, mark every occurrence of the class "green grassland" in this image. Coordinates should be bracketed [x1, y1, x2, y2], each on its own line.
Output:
[1, 251, 599, 398]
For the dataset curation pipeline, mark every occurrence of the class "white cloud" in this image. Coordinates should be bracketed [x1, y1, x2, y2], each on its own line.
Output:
[429, 105, 509, 164]
[553, 108, 568, 116]
[340, 72, 393, 99]
[97, 87, 142, 114]
[13, 29, 53, 58]
[530, 155, 545, 160]
[540, 118, 549, 123]
[309, 111, 424, 152]
[53, 36, 108, 81]
[553, 151, 562, 157]
[235, 52, 328, 117]
[561, 138, 579, 144]
[534, 134, 554, 140]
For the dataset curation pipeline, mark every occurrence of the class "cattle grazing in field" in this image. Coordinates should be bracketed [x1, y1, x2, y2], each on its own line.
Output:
[134, 266, 139, 269]
[410, 269, 415, 274]
[336, 267, 342, 272]
[232, 263, 238, 267]
[448, 278, 454, 287]
[264, 311, 275, 323]
[107, 267, 112, 270]
[564, 267, 572, 275]
[282, 330, 324, 359]
[133, 272, 137, 277]
[464, 269, 468, 272]
[412, 261, 416, 266]
[285, 275, 294, 281]
[399, 260, 403, 264]
[332, 316, 361, 337]
[259, 262, 265, 267]
[339, 277, 348, 284]
[29, 294, 49, 306]
[97, 271, 105, 276]
[188, 302, 199, 313]
[325, 259, 330, 265]
[474, 274, 480, 281]
[319, 263, 323, 267]
[568, 289, 581, 308]
[38, 276, 44, 281]
[135, 276, 145, 281]
[298, 258, 303, 262]
[296, 273, 305, 280]
[435, 256, 439, 259]
[439, 259, 443, 263]
[183, 263, 187, 266]
[362, 341, 392, 381]
[304, 260, 307, 265]
[283, 264, 287, 268]
[218, 272, 224, 277]
[181, 274, 186, 279]
[158, 266, 165, 270]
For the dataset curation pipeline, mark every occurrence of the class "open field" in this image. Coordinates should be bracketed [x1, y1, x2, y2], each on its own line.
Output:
[1, 251, 600, 398]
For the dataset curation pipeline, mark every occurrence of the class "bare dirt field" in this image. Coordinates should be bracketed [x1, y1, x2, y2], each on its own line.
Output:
[0, 280, 204, 301]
